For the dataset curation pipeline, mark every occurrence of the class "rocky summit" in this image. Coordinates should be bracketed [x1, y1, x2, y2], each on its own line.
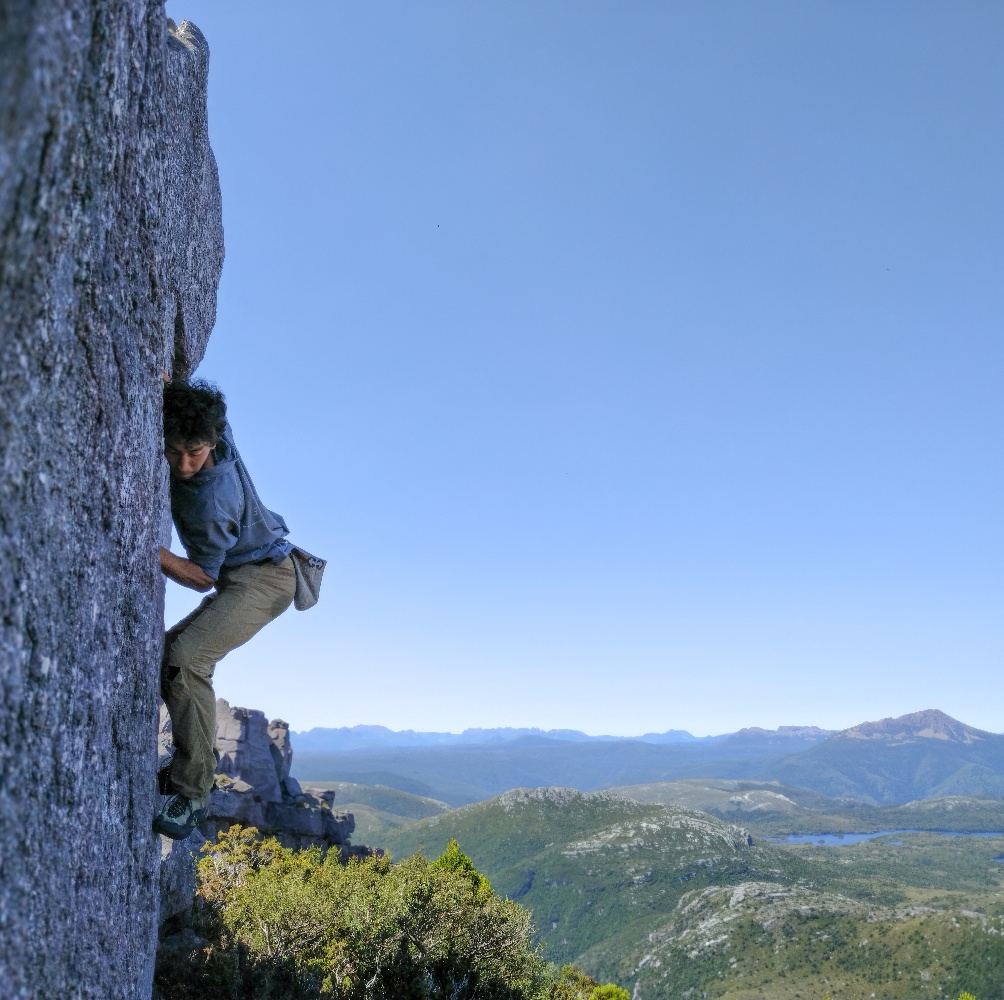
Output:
[159, 700, 372, 928]
[841, 708, 990, 744]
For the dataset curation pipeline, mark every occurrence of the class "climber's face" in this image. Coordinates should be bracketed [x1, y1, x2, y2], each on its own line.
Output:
[164, 438, 216, 480]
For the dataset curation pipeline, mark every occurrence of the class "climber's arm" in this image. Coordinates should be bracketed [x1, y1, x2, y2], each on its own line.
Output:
[160, 546, 215, 592]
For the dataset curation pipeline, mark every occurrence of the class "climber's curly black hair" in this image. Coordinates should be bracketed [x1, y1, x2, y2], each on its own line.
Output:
[163, 378, 227, 446]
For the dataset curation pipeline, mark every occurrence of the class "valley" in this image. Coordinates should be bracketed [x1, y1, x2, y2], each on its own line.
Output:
[373, 789, 1004, 999]
[288, 710, 1004, 998]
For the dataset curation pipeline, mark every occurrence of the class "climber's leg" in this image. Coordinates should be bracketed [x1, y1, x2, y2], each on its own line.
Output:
[160, 556, 296, 802]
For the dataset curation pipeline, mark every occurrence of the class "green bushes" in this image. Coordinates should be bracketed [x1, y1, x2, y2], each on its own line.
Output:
[154, 826, 629, 1000]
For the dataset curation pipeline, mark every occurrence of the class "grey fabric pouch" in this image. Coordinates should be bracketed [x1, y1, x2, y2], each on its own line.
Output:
[290, 546, 326, 611]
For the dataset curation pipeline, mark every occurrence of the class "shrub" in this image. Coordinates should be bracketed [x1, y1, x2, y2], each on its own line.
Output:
[154, 826, 630, 1000]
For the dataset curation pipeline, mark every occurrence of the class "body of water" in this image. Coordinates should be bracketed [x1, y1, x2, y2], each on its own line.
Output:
[770, 830, 1004, 846]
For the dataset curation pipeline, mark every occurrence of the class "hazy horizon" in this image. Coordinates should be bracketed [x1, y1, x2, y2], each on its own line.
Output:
[292, 706, 986, 742]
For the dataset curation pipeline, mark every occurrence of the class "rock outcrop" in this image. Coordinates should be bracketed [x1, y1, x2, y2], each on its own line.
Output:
[159, 701, 368, 929]
[0, 7, 223, 998]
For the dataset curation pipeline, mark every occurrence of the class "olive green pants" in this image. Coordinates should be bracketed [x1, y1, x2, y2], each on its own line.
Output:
[161, 556, 296, 799]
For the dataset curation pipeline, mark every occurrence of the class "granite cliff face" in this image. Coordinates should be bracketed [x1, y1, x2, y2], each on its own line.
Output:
[0, 7, 222, 998]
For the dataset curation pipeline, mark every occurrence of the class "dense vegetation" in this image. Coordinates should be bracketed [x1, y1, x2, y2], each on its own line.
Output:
[154, 827, 628, 1000]
[379, 787, 802, 966]
[156, 788, 1004, 999]
[598, 883, 1004, 1000]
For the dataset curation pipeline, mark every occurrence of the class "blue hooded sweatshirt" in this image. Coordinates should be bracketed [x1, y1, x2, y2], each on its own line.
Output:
[170, 422, 292, 581]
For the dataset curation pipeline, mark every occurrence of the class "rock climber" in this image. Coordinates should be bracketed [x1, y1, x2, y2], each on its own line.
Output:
[155, 378, 297, 839]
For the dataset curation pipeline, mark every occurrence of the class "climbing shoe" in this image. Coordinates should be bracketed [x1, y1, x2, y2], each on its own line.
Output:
[153, 793, 208, 840]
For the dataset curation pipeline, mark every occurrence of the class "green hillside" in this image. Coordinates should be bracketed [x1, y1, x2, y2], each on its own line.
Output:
[375, 788, 1004, 999]
[606, 881, 1004, 1000]
[378, 787, 807, 968]
[609, 778, 850, 816]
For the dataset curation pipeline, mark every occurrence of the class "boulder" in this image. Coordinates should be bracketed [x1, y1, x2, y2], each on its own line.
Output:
[215, 699, 283, 804]
[159, 830, 207, 928]
[205, 783, 267, 827]
[0, 8, 222, 997]
[322, 809, 356, 845]
[268, 718, 293, 782]
[267, 803, 326, 838]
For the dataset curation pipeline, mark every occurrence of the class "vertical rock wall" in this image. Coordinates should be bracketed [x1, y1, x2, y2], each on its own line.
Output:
[0, 4, 223, 997]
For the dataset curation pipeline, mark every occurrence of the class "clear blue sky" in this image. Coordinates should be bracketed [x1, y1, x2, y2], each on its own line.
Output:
[163, 1, 1002, 737]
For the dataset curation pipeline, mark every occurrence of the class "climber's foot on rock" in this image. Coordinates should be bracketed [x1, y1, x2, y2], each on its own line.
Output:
[153, 793, 208, 840]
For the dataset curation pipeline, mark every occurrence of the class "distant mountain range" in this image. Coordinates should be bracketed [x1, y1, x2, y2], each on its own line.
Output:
[291, 722, 828, 753]
[291, 709, 1004, 807]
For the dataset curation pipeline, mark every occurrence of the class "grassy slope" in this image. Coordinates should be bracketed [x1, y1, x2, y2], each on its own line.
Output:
[608, 881, 1004, 1000]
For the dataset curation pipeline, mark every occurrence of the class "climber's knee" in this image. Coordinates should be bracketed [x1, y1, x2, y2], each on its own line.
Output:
[167, 634, 216, 684]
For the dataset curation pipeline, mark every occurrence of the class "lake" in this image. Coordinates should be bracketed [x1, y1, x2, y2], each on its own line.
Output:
[770, 830, 1004, 846]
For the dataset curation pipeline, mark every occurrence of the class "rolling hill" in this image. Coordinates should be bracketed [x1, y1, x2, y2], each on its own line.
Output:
[608, 779, 1004, 836]
[377, 786, 803, 967]
[374, 786, 1004, 999]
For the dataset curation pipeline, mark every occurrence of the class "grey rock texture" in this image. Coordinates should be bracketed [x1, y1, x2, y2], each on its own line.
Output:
[268, 717, 293, 783]
[0, 7, 222, 998]
[160, 828, 207, 927]
[216, 698, 285, 804]
[181, 699, 356, 852]
[158, 702, 368, 929]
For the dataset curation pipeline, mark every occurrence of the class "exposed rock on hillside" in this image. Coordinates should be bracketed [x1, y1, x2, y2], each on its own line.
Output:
[159, 700, 369, 928]
[0, 7, 222, 997]
[732, 725, 835, 740]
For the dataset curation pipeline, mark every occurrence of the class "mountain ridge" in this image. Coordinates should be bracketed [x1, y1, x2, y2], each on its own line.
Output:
[292, 710, 1004, 808]
[292, 721, 837, 753]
